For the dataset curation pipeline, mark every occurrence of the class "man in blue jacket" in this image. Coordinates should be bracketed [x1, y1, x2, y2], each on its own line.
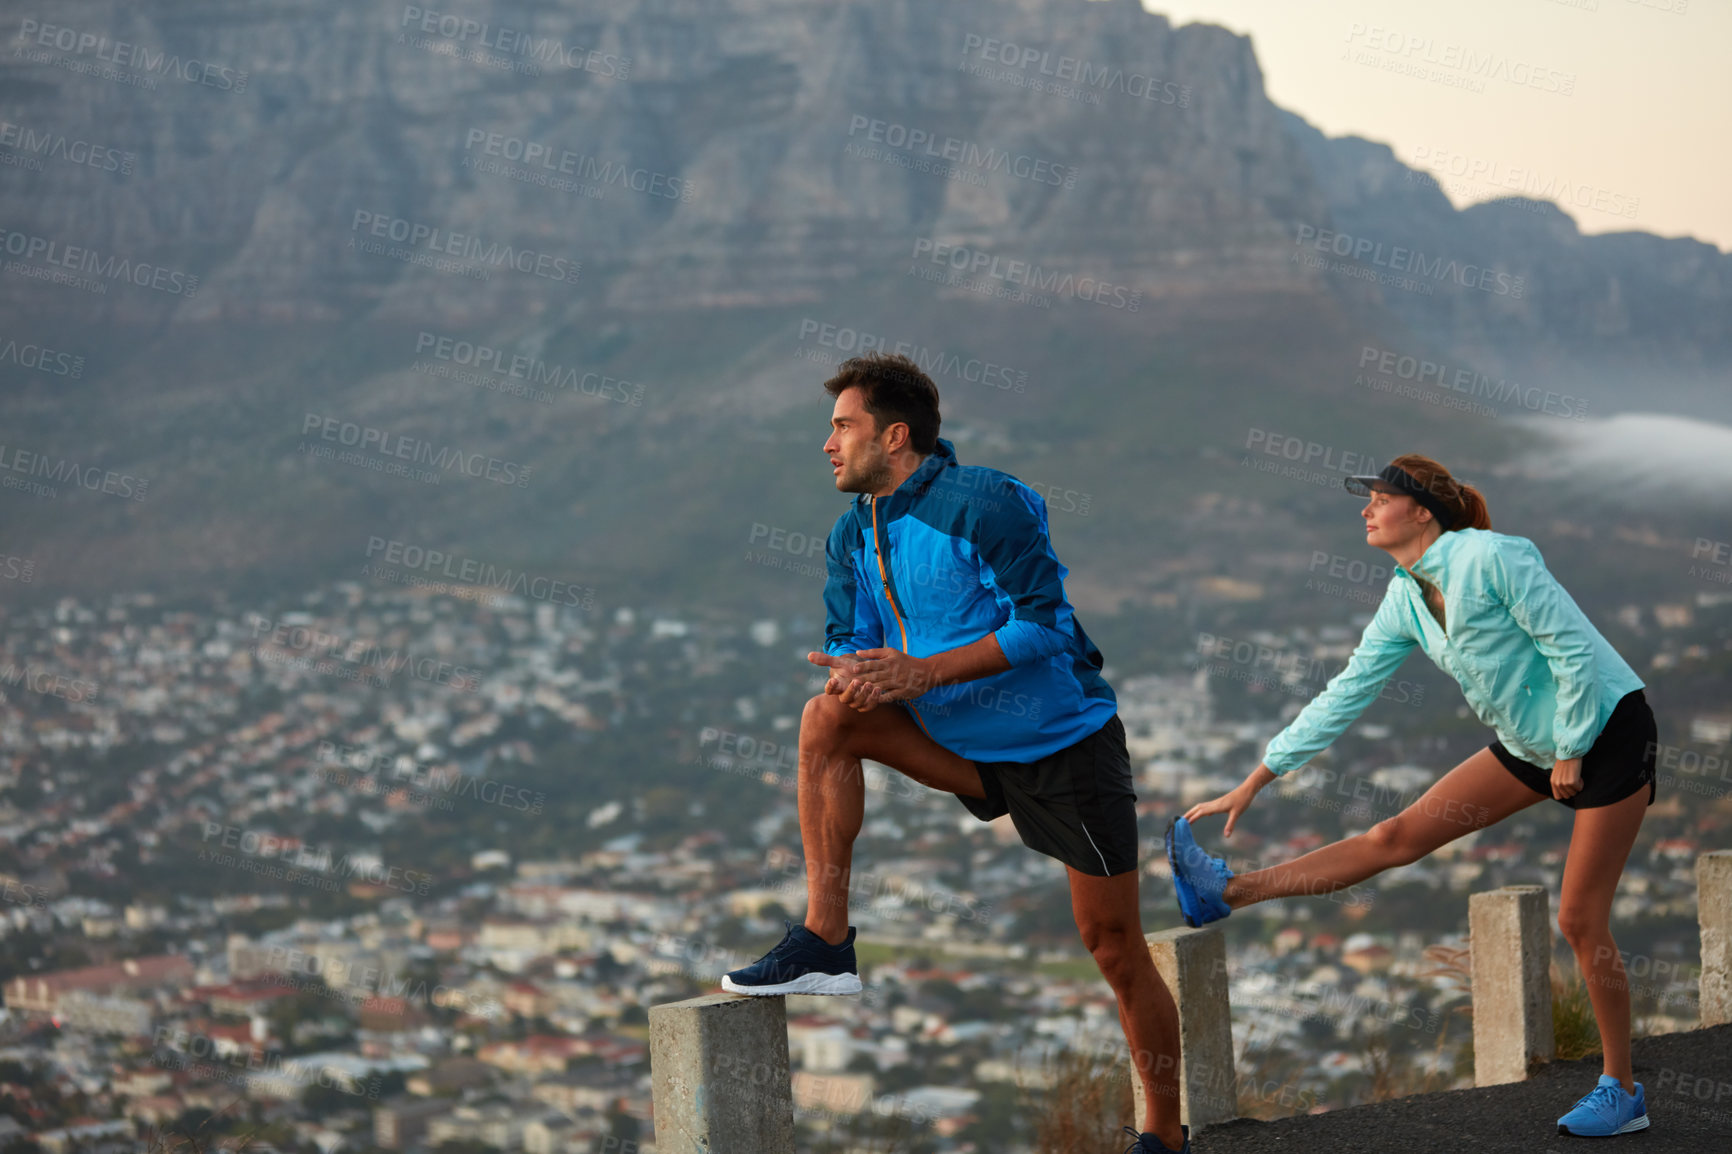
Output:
[723, 352, 1187, 1154]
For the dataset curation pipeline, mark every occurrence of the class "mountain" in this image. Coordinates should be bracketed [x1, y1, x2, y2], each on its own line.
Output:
[1280, 110, 1732, 422]
[2, 0, 1726, 612]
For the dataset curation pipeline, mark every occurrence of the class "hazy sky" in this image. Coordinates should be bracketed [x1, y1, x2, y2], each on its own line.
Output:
[1143, 0, 1729, 252]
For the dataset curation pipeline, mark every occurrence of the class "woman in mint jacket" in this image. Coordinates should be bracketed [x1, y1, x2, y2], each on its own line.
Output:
[1169, 453, 1658, 1139]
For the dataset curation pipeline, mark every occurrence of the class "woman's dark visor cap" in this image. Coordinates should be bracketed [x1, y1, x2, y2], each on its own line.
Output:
[1344, 464, 1455, 530]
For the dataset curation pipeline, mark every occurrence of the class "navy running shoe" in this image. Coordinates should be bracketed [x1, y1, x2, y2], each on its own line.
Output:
[1121, 1124, 1189, 1153]
[721, 922, 863, 996]
[1165, 817, 1234, 928]
[1557, 1075, 1649, 1137]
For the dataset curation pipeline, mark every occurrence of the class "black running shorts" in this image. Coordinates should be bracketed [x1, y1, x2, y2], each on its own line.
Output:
[1488, 689, 1657, 810]
[955, 713, 1139, 877]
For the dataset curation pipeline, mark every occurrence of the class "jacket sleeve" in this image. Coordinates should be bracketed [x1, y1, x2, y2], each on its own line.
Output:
[975, 482, 1072, 667]
[1262, 584, 1418, 775]
[823, 514, 883, 656]
[1479, 536, 1602, 760]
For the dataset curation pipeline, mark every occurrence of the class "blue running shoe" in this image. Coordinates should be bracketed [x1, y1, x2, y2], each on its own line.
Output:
[1165, 817, 1233, 928]
[721, 922, 863, 996]
[1121, 1124, 1189, 1153]
[1557, 1075, 1648, 1137]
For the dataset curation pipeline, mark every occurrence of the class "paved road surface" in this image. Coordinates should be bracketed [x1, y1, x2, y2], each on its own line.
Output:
[1194, 1024, 1732, 1153]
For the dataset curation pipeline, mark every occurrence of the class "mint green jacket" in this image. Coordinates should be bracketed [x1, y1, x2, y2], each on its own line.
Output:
[1264, 529, 1643, 774]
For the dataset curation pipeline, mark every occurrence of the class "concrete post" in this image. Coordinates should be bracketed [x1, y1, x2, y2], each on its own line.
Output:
[1470, 885, 1554, 1086]
[1698, 850, 1732, 1027]
[1130, 926, 1237, 1131]
[649, 993, 796, 1153]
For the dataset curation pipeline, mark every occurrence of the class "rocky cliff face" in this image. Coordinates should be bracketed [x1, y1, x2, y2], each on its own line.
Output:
[3, 0, 1332, 330]
[10, 0, 1721, 360]
[1, 0, 1724, 600]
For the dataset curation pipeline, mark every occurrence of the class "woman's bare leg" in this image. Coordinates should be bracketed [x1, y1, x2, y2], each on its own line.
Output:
[1557, 786, 1649, 1092]
[1222, 747, 1544, 907]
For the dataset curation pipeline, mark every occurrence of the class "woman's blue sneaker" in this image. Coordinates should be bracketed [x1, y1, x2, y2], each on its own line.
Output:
[721, 921, 863, 996]
[1165, 817, 1233, 928]
[1121, 1124, 1189, 1153]
[1557, 1075, 1649, 1136]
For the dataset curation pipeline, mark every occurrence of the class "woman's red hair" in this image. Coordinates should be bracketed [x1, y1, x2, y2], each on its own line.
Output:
[1390, 453, 1491, 531]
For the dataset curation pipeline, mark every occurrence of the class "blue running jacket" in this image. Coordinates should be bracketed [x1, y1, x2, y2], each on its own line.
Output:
[823, 439, 1116, 762]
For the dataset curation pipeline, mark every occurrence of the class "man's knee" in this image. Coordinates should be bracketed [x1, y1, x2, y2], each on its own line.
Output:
[1077, 920, 1142, 985]
[801, 692, 861, 745]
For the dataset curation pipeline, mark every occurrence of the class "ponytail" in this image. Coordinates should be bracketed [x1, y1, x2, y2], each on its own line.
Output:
[1389, 453, 1491, 531]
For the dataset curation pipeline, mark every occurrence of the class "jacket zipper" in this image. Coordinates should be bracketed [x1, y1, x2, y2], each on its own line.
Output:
[870, 495, 935, 737]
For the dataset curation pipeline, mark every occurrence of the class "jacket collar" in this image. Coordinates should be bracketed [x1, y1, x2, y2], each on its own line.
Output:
[1401, 528, 1468, 584]
[854, 438, 956, 518]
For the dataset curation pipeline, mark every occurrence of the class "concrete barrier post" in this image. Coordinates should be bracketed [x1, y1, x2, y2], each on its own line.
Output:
[649, 993, 796, 1153]
[1699, 850, 1732, 1027]
[1470, 885, 1555, 1086]
[1130, 926, 1237, 1131]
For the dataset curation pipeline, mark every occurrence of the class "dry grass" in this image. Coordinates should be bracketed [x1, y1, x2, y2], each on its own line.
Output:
[1232, 1026, 1313, 1121]
[1023, 1048, 1136, 1154]
[141, 1099, 256, 1154]
[1551, 961, 1602, 1062]
[1419, 941, 1476, 1081]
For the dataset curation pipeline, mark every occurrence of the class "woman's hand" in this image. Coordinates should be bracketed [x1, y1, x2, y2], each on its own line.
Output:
[1183, 786, 1254, 836]
[1551, 757, 1584, 801]
[1184, 763, 1278, 836]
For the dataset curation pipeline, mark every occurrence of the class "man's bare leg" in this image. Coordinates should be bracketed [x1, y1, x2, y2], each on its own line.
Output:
[797, 692, 985, 943]
[1221, 748, 1542, 907]
[1069, 867, 1184, 1151]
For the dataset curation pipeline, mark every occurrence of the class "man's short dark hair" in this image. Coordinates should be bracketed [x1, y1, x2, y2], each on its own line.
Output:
[822, 352, 941, 455]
